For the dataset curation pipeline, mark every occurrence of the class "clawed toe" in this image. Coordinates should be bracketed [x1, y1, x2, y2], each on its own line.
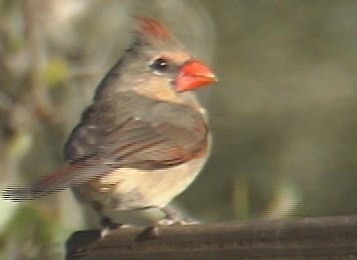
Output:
[156, 218, 196, 226]
[99, 216, 132, 238]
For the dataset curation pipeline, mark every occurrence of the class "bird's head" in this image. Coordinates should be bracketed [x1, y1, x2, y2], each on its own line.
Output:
[115, 17, 217, 103]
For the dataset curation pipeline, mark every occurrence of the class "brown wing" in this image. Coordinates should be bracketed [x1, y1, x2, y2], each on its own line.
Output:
[3, 92, 208, 200]
[65, 91, 208, 168]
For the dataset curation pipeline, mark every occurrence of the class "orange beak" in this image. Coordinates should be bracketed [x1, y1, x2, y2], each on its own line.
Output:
[175, 60, 217, 92]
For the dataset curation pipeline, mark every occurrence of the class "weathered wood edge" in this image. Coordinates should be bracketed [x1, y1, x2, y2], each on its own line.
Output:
[66, 215, 357, 259]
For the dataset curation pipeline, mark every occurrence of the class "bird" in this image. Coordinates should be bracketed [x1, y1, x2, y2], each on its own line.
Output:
[3, 17, 217, 232]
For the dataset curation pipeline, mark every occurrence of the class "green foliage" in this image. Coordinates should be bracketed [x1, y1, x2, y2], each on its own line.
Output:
[43, 58, 70, 88]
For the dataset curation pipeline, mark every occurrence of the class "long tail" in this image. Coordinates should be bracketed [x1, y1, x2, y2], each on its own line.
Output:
[2, 160, 113, 201]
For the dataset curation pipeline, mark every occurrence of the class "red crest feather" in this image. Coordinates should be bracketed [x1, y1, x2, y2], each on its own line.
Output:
[134, 16, 173, 40]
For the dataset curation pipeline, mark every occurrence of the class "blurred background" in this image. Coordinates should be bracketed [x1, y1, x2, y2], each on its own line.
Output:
[1, 0, 357, 259]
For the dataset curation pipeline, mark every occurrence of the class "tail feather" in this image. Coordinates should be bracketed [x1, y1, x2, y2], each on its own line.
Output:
[2, 160, 114, 201]
[2, 186, 49, 201]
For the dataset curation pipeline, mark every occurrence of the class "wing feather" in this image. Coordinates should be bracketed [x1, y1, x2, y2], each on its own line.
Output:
[3, 92, 208, 200]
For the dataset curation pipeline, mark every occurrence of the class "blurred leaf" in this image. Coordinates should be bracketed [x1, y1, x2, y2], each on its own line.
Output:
[42, 57, 70, 87]
[0, 200, 18, 232]
[259, 179, 302, 219]
[7, 132, 33, 161]
[232, 175, 250, 219]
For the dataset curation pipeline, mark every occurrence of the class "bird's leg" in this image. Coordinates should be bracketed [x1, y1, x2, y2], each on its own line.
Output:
[100, 216, 133, 237]
[139, 205, 199, 238]
[92, 202, 116, 228]
[92, 202, 127, 237]
[135, 205, 202, 240]
[99, 215, 120, 230]
[157, 205, 187, 225]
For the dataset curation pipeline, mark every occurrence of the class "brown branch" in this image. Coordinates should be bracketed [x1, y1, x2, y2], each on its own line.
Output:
[66, 215, 357, 259]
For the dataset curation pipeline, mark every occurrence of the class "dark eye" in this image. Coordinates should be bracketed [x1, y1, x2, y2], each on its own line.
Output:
[150, 58, 170, 73]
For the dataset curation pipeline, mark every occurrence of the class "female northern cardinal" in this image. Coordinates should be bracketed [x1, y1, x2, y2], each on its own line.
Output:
[3, 17, 217, 230]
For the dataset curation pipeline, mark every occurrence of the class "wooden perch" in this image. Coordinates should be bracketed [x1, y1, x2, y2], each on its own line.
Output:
[66, 215, 357, 259]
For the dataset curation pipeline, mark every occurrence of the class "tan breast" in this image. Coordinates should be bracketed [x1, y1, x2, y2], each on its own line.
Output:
[72, 135, 211, 212]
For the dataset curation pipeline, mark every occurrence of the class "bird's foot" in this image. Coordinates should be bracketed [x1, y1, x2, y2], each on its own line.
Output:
[156, 217, 198, 226]
[100, 216, 133, 238]
[158, 205, 199, 225]
[143, 206, 199, 238]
